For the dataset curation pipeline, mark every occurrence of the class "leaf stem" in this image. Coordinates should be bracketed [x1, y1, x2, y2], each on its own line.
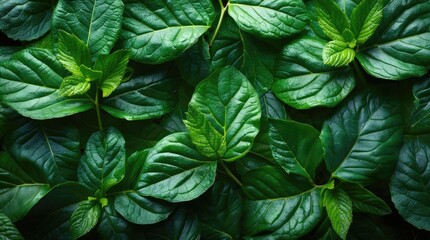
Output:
[219, 160, 243, 187]
[209, 0, 228, 46]
[352, 59, 368, 89]
[95, 88, 103, 130]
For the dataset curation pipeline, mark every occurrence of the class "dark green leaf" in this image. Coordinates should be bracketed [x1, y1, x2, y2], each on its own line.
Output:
[322, 40, 355, 67]
[273, 37, 355, 109]
[102, 69, 175, 121]
[0, 48, 93, 119]
[52, 0, 124, 57]
[350, 0, 383, 44]
[120, 0, 215, 64]
[0, 103, 15, 138]
[0, 0, 54, 41]
[320, 90, 403, 184]
[136, 132, 217, 202]
[409, 74, 430, 133]
[94, 50, 130, 97]
[390, 135, 430, 231]
[147, 208, 200, 240]
[268, 119, 324, 181]
[186, 66, 261, 161]
[56, 30, 92, 76]
[228, 0, 308, 39]
[159, 83, 193, 133]
[70, 200, 102, 240]
[97, 203, 140, 240]
[3, 117, 80, 184]
[348, 215, 387, 240]
[0, 46, 22, 61]
[356, 0, 430, 80]
[314, 0, 350, 41]
[234, 154, 275, 176]
[0, 213, 24, 240]
[78, 127, 125, 195]
[323, 189, 353, 240]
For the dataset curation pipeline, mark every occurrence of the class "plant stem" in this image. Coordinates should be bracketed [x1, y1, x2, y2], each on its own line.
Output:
[209, 0, 228, 46]
[95, 88, 103, 130]
[219, 160, 243, 187]
[352, 59, 368, 89]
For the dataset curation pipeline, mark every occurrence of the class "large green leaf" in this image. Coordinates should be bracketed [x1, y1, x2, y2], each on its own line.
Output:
[273, 37, 355, 109]
[350, 0, 383, 44]
[228, 0, 308, 39]
[52, 0, 124, 57]
[320, 90, 403, 184]
[268, 119, 324, 181]
[323, 189, 353, 240]
[136, 132, 217, 202]
[0, 0, 54, 41]
[408, 74, 430, 133]
[0, 213, 24, 240]
[314, 0, 350, 41]
[120, 0, 215, 64]
[3, 117, 80, 184]
[0, 152, 49, 222]
[78, 127, 125, 195]
[185, 66, 261, 161]
[102, 69, 175, 121]
[356, 0, 430, 80]
[0, 48, 93, 119]
[390, 135, 430, 231]
[70, 200, 102, 240]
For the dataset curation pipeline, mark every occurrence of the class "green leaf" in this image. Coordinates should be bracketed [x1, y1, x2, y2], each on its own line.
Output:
[350, 0, 383, 44]
[0, 46, 22, 61]
[70, 200, 102, 240]
[159, 83, 193, 133]
[314, 0, 350, 41]
[120, 0, 215, 64]
[0, 152, 50, 222]
[186, 66, 261, 161]
[59, 75, 91, 96]
[320, 90, 403, 184]
[102, 69, 175, 120]
[52, 0, 124, 57]
[390, 135, 430, 231]
[78, 127, 126, 195]
[0, 213, 24, 240]
[3, 117, 81, 184]
[0, 0, 54, 41]
[94, 50, 130, 97]
[339, 182, 391, 216]
[135, 132, 217, 202]
[322, 40, 356, 67]
[56, 30, 92, 76]
[273, 37, 355, 109]
[408, 74, 430, 133]
[323, 189, 353, 240]
[0, 48, 93, 119]
[228, 0, 308, 39]
[114, 192, 174, 225]
[0, 103, 15, 138]
[348, 215, 387, 240]
[356, 0, 430, 80]
[184, 105, 227, 159]
[268, 119, 324, 181]
[97, 203, 140, 240]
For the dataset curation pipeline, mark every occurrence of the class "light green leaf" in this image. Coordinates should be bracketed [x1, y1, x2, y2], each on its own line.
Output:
[228, 0, 308, 39]
[268, 119, 324, 181]
[314, 0, 350, 41]
[102, 69, 175, 120]
[78, 127, 126, 195]
[56, 30, 92, 76]
[135, 132, 217, 202]
[94, 50, 130, 97]
[0, 48, 93, 119]
[0, 152, 50, 222]
[184, 105, 226, 159]
[273, 37, 355, 109]
[323, 189, 353, 240]
[0, 213, 24, 240]
[79, 65, 102, 81]
[120, 0, 215, 64]
[52, 0, 124, 57]
[350, 0, 383, 44]
[356, 0, 430, 80]
[322, 40, 356, 67]
[390, 135, 430, 231]
[0, 0, 54, 41]
[186, 66, 261, 161]
[320, 90, 403, 184]
[59, 75, 91, 96]
[70, 200, 102, 240]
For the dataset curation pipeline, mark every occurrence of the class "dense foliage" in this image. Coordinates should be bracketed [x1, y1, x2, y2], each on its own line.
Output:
[0, 0, 430, 239]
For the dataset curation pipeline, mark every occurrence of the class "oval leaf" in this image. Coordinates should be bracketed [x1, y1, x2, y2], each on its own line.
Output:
[120, 0, 215, 64]
[136, 132, 217, 202]
[228, 0, 308, 39]
[273, 37, 355, 109]
[390, 135, 430, 231]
